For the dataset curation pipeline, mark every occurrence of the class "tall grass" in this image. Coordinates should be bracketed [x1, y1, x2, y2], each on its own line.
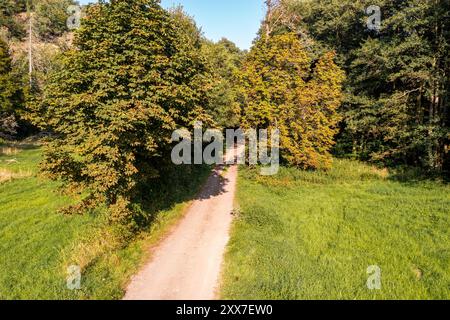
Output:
[221, 159, 450, 300]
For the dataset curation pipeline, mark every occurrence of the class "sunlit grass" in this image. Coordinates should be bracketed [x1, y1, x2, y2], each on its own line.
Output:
[221, 159, 450, 300]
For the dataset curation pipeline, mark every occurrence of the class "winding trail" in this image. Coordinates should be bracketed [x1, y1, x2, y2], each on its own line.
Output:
[124, 146, 244, 300]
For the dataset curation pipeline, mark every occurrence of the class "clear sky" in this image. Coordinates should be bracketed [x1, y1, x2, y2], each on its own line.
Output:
[78, 0, 265, 50]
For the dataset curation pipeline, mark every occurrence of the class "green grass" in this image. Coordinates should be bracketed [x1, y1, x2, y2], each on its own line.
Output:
[0, 142, 211, 299]
[221, 160, 450, 300]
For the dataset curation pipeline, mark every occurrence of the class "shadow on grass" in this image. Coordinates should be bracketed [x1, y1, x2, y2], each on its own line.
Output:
[388, 166, 449, 185]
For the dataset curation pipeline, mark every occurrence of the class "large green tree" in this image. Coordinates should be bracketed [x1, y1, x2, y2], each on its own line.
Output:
[38, 0, 210, 232]
[202, 38, 244, 128]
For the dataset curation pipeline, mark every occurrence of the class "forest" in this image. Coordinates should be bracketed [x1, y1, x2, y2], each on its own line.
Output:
[0, 0, 449, 300]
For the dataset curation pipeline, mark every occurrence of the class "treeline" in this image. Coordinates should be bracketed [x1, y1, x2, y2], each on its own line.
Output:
[285, 0, 450, 172]
[0, 0, 244, 138]
[26, 0, 342, 232]
[24, 0, 247, 238]
[0, 0, 247, 235]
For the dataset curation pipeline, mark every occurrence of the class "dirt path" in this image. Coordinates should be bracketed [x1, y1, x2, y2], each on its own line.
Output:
[123, 146, 243, 300]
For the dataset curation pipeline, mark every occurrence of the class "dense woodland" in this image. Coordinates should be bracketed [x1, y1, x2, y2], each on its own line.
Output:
[291, 0, 450, 173]
[0, 0, 449, 228]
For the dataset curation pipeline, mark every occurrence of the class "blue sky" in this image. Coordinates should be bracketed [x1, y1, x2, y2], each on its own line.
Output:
[78, 0, 265, 50]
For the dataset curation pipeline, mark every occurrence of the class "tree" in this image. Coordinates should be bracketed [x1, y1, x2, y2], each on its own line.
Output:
[240, 33, 345, 169]
[291, 0, 450, 172]
[168, 6, 244, 128]
[202, 38, 244, 128]
[168, 5, 203, 48]
[0, 38, 23, 139]
[0, 0, 27, 39]
[37, 0, 210, 233]
[262, 0, 302, 38]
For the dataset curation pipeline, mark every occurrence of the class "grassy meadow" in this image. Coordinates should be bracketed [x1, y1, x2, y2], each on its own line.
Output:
[0, 142, 210, 299]
[1, 142, 449, 300]
[221, 160, 450, 300]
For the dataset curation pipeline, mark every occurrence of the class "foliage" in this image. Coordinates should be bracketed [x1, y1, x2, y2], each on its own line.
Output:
[34, 0, 77, 40]
[240, 33, 345, 169]
[221, 161, 450, 299]
[290, 0, 450, 173]
[0, 0, 76, 40]
[36, 0, 211, 228]
[0, 0, 27, 39]
[0, 144, 211, 299]
[202, 38, 244, 128]
[0, 38, 23, 139]
[168, 6, 243, 128]
[168, 5, 203, 49]
[0, 0, 76, 138]
[0, 38, 16, 112]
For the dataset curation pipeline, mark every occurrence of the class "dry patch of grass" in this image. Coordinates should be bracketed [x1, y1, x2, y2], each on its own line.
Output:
[255, 175, 295, 188]
[0, 168, 33, 183]
[364, 166, 389, 180]
[0, 146, 19, 156]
